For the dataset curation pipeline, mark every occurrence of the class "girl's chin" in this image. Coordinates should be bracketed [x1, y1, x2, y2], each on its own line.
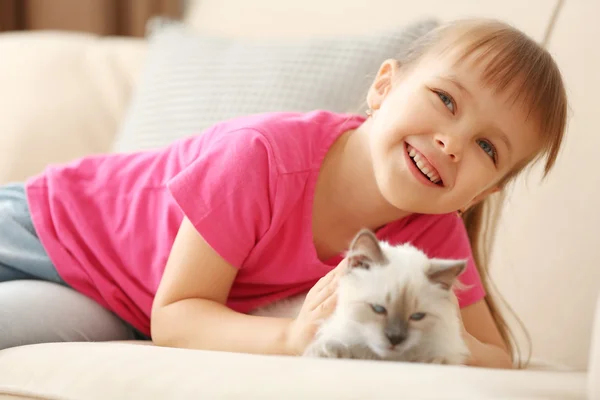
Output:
[373, 170, 457, 215]
[382, 195, 457, 216]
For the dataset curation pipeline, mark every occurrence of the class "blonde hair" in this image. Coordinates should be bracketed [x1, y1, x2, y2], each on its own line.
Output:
[397, 19, 568, 367]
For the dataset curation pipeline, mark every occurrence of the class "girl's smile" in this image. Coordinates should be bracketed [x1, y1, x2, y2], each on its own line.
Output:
[404, 142, 445, 188]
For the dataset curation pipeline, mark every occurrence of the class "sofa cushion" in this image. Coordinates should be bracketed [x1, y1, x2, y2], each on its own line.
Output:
[112, 19, 438, 152]
[0, 342, 587, 400]
[0, 31, 146, 185]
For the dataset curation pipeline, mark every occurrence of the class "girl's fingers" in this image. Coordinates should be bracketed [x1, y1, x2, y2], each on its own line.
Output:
[312, 258, 347, 292]
[314, 289, 337, 319]
[308, 274, 338, 311]
[335, 258, 349, 273]
[310, 267, 337, 294]
[304, 260, 346, 312]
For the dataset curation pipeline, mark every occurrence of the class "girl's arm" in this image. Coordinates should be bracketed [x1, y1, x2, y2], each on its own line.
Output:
[460, 300, 513, 369]
[151, 217, 338, 355]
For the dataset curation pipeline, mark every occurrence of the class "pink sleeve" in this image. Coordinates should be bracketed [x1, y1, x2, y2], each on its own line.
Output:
[167, 128, 275, 269]
[392, 214, 486, 308]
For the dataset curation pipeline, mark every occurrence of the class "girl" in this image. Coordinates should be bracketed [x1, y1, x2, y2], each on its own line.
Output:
[0, 19, 567, 369]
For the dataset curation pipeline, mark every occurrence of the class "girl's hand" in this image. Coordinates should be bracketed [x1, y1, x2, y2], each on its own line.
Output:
[462, 329, 512, 368]
[453, 295, 513, 369]
[285, 259, 346, 355]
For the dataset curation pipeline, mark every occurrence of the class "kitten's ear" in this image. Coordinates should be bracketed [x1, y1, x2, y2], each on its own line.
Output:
[347, 229, 387, 269]
[427, 259, 467, 290]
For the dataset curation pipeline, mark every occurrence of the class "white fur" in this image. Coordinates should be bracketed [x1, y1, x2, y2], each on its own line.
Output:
[250, 240, 470, 365]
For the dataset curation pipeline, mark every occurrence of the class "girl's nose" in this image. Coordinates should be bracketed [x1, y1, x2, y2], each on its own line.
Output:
[434, 135, 462, 162]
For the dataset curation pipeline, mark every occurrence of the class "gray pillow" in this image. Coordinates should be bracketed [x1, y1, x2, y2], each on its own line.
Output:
[113, 20, 439, 152]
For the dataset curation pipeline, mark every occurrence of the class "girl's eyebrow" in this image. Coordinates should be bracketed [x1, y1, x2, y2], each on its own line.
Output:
[491, 124, 513, 154]
[440, 75, 471, 98]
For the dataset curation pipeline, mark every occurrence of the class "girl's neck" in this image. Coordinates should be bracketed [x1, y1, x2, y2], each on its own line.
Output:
[312, 120, 412, 260]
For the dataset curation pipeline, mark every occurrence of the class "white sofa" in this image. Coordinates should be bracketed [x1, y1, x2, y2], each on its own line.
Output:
[0, 1, 599, 399]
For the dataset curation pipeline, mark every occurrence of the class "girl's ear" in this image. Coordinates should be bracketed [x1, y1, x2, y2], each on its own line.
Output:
[367, 59, 401, 111]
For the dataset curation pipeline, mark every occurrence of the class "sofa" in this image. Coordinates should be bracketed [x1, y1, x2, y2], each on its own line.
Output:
[0, 0, 598, 399]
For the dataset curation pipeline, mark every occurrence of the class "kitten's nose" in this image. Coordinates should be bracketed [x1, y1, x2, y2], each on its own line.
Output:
[385, 320, 408, 346]
[386, 332, 407, 346]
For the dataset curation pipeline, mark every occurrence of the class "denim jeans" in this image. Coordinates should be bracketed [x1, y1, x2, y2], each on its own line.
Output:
[0, 183, 141, 350]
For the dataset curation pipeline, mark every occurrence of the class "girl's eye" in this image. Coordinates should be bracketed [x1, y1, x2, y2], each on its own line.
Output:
[370, 304, 387, 315]
[409, 312, 426, 321]
[436, 91, 456, 114]
[478, 139, 497, 163]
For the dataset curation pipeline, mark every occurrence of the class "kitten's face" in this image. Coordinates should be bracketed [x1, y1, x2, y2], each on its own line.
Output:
[337, 230, 465, 359]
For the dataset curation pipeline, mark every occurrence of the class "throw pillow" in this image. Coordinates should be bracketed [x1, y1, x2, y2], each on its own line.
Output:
[113, 19, 439, 152]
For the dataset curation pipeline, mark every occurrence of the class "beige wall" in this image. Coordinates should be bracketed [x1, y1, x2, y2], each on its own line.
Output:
[490, 0, 600, 370]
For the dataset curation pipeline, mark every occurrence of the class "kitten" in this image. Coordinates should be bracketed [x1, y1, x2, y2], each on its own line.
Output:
[250, 229, 470, 365]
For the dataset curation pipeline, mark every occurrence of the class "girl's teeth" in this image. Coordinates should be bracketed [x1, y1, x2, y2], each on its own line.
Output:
[408, 144, 442, 185]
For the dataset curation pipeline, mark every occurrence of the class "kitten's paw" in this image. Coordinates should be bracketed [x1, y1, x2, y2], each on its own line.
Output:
[303, 341, 346, 359]
[429, 352, 469, 365]
[429, 356, 450, 365]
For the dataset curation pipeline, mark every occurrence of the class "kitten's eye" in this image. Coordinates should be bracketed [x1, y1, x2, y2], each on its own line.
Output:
[370, 304, 387, 315]
[409, 312, 426, 321]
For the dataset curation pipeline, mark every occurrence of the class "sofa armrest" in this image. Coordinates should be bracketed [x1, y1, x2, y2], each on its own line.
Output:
[0, 31, 147, 184]
[588, 292, 600, 399]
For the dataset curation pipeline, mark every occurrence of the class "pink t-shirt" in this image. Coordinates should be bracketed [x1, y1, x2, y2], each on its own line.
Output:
[26, 110, 485, 336]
